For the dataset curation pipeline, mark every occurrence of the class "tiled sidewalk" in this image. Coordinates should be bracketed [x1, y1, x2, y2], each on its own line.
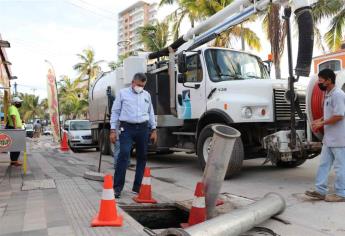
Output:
[0, 138, 144, 236]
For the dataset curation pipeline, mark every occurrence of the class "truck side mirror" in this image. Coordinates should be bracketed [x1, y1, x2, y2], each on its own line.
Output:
[264, 63, 271, 75]
[178, 74, 186, 83]
[177, 53, 187, 73]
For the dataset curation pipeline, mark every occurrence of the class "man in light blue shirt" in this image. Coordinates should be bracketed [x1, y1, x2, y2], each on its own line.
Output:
[110, 73, 157, 198]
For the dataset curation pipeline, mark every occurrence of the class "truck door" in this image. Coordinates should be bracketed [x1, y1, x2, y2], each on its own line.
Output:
[176, 53, 206, 119]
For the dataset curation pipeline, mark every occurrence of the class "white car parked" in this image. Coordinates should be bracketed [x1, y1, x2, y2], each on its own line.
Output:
[63, 120, 98, 152]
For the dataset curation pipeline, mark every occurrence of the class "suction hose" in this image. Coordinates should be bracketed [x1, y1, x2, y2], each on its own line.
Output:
[294, 6, 314, 77]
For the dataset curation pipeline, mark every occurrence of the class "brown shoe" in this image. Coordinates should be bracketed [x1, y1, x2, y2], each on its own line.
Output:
[305, 190, 325, 200]
[325, 194, 345, 202]
[13, 161, 22, 167]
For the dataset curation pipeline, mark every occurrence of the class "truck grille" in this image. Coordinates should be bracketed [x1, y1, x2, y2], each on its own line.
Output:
[82, 135, 92, 139]
[274, 89, 306, 121]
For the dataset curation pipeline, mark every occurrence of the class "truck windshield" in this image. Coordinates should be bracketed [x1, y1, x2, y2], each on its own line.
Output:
[70, 121, 91, 130]
[205, 49, 269, 82]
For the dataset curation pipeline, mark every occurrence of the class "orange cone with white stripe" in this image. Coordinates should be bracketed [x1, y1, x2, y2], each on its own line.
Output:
[133, 167, 157, 204]
[181, 182, 206, 228]
[91, 175, 123, 227]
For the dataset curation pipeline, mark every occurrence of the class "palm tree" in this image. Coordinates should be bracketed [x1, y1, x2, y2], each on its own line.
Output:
[137, 21, 170, 51]
[58, 76, 88, 119]
[108, 61, 119, 71]
[263, 3, 286, 79]
[108, 52, 133, 71]
[261, 0, 343, 79]
[58, 75, 84, 99]
[40, 98, 49, 121]
[312, 0, 344, 51]
[160, 0, 261, 50]
[60, 94, 88, 119]
[18, 93, 46, 121]
[159, 0, 200, 40]
[73, 48, 103, 92]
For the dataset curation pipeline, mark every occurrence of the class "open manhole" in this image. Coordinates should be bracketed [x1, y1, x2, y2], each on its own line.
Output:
[122, 203, 189, 229]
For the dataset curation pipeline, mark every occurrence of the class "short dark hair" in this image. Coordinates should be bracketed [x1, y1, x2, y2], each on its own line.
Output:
[133, 73, 147, 82]
[318, 68, 336, 84]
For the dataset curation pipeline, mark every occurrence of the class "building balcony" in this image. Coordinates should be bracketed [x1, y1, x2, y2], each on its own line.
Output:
[130, 8, 144, 17]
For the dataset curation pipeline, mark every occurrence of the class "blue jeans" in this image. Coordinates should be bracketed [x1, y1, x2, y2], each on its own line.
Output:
[315, 145, 345, 197]
[114, 122, 149, 193]
[113, 139, 130, 169]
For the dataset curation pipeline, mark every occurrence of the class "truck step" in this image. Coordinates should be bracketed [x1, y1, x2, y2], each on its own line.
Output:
[170, 147, 195, 153]
[172, 132, 196, 136]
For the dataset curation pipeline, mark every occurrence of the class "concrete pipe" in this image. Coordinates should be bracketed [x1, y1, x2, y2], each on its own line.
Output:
[202, 125, 241, 219]
[158, 193, 285, 236]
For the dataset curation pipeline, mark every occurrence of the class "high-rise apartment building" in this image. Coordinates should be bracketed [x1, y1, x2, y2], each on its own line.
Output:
[118, 1, 157, 55]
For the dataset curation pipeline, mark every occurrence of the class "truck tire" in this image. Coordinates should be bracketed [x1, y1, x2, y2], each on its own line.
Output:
[100, 129, 111, 155]
[197, 124, 244, 179]
[276, 159, 306, 168]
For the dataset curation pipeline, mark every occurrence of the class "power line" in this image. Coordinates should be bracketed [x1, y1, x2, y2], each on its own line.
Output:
[63, 0, 116, 21]
[16, 84, 46, 91]
[75, 0, 116, 16]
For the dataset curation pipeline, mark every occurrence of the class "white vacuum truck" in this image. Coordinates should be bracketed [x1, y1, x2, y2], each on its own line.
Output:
[89, 0, 321, 178]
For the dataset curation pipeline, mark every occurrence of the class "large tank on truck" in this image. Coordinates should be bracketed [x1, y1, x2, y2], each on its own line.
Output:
[89, 70, 117, 155]
[89, 56, 148, 155]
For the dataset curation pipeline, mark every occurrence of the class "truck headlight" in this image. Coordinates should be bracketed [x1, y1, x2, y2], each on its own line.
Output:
[71, 135, 80, 140]
[242, 107, 253, 118]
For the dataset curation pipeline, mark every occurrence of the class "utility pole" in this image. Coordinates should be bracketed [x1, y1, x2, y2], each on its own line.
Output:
[14, 82, 17, 95]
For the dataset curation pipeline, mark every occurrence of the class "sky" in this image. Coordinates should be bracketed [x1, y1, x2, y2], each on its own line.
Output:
[0, 0, 168, 98]
[0, 0, 325, 99]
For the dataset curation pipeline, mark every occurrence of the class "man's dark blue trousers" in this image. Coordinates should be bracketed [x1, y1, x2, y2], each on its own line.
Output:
[114, 121, 149, 194]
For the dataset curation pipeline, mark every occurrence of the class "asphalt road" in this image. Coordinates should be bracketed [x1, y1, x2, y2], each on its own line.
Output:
[74, 148, 345, 236]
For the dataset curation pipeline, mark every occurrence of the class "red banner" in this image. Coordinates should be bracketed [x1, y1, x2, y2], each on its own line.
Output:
[46, 68, 60, 142]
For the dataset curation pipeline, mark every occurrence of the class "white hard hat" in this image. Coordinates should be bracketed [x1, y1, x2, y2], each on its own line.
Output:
[12, 97, 23, 103]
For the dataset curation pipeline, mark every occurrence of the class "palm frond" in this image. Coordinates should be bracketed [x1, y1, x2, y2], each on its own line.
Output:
[324, 8, 345, 51]
[312, 0, 343, 24]
[159, 0, 175, 7]
[314, 25, 326, 53]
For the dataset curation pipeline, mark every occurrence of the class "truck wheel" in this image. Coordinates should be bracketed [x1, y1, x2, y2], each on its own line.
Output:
[100, 129, 110, 155]
[276, 159, 306, 168]
[197, 124, 244, 179]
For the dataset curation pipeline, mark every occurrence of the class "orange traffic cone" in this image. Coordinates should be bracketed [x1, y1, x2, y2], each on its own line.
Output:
[91, 175, 123, 227]
[60, 131, 69, 151]
[181, 182, 206, 228]
[133, 167, 157, 204]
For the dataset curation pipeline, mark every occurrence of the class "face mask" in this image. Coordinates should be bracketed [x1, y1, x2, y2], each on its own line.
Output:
[318, 83, 327, 91]
[134, 86, 144, 93]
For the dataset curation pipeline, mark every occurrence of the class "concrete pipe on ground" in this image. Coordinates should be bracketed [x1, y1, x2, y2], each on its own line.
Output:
[158, 192, 286, 236]
[203, 125, 241, 219]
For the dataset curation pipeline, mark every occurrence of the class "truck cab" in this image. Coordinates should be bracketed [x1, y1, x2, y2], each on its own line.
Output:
[144, 46, 317, 177]
[176, 48, 272, 122]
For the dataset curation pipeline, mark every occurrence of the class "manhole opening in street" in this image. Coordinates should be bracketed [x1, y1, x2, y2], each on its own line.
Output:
[122, 203, 189, 229]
